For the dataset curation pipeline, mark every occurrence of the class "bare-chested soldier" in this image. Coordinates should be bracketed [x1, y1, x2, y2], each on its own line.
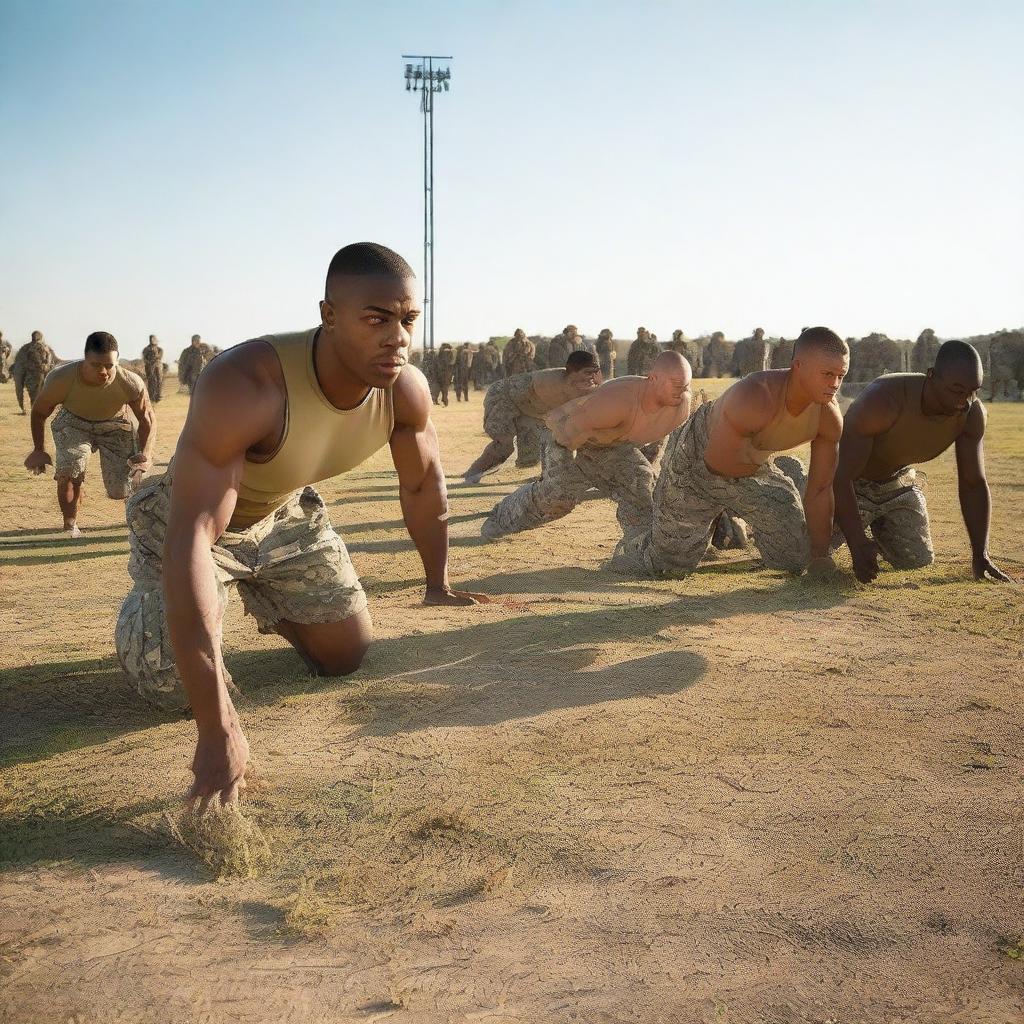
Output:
[617, 327, 848, 577]
[463, 351, 603, 483]
[833, 340, 1010, 584]
[24, 332, 155, 537]
[481, 352, 692, 542]
[115, 243, 488, 809]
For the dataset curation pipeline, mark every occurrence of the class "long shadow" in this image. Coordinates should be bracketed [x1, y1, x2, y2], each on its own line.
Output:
[0, 526, 125, 541]
[347, 535, 492, 554]
[0, 547, 130, 567]
[0, 533, 127, 549]
[334, 511, 486, 536]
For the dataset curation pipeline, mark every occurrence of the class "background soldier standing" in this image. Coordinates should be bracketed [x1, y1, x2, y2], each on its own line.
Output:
[178, 334, 210, 394]
[454, 342, 472, 401]
[143, 335, 165, 403]
[596, 328, 616, 379]
[436, 343, 456, 406]
[502, 328, 536, 376]
[13, 331, 57, 414]
[0, 331, 12, 384]
[627, 326, 661, 376]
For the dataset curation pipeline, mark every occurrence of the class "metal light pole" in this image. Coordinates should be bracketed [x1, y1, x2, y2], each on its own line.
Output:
[403, 54, 451, 352]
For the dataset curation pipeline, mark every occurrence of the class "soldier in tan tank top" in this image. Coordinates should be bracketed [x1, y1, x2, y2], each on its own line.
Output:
[115, 242, 490, 813]
[615, 327, 848, 579]
[834, 340, 1010, 584]
[24, 331, 155, 537]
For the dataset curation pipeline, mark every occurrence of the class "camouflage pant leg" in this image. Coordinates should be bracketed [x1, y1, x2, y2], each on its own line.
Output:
[146, 369, 163, 402]
[52, 409, 137, 497]
[728, 462, 810, 573]
[24, 372, 44, 407]
[116, 474, 366, 710]
[640, 438, 666, 466]
[575, 443, 656, 541]
[515, 417, 546, 468]
[856, 473, 933, 569]
[13, 362, 25, 410]
[481, 441, 590, 539]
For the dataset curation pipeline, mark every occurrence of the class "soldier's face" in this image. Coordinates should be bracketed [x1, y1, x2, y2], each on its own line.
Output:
[651, 365, 692, 406]
[792, 349, 848, 404]
[82, 350, 118, 386]
[568, 366, 602, 393]
[929, 363, 982, 414]
[320, 274, 421, 389]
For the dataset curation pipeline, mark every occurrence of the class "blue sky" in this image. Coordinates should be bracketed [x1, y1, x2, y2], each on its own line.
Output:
[1, 0, 1021, 358]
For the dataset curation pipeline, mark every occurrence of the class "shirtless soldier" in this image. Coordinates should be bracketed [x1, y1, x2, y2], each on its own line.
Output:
[617, 327, 848, 577]
[481, 352, 692, 542]
[115, 243, 487, 809]
[833, 340, 1010, 584]
[25, 332, 154, 537]
[463, 351, 602, 483]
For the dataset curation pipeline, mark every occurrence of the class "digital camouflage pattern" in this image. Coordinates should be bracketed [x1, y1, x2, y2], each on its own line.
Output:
[143, 342, 164, 403]
[436, 344, 455, 406]
[481, 374, 546, 468]
[627, 329, 661, 376]
[0, 334, 11, 383]
[846, 469, 934, 569]
[615, 401, 811, 577]
[115, 472, 366, 709]
[502, 330, 536, 377]
[595, 329, 616, 379]
[17, 337, 56, 409]
[454, 344, 472, 401]
[52, 408, 138, 497]
[177, 344, 208, 394]
[481, 438, 657, 542]
[547, 326, 581, 370]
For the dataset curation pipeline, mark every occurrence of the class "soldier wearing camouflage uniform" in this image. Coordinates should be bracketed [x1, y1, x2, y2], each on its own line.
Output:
[547, 324, 582, 370]
[143, 335, 165, 403]
[422, 348, 442, 404]
[616, 327, 849, 578]
[481, 352, 692, 543]
[178, 335, 209, 394]
[454, 343, 472, 401]
[0, 332, 12, 384]
[24, 331, 155, 537]
[115, 243, 487, 811]
[13, 331, 57, 413]
[596, 328, 616, 379]
[463, 350, 602, 483]
[627, 326, 661, 377]
[833, 340, 1009, 584]
[470, 345, 487, 390]
[436, 342, 456, 406]
[502, 328, 536, 377]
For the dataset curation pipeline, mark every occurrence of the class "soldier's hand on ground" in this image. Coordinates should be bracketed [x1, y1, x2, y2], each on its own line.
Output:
[186, 718, 250, 813]
[850, 539, 881, 584]
[423, 586, 492, 607]
[24, 450, 52, 475]
[972, 554, 1013, 583]
[806, 554, 841, 581]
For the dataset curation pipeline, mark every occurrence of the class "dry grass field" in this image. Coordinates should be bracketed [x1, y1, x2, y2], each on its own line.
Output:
[1, 374, 1022, 1024]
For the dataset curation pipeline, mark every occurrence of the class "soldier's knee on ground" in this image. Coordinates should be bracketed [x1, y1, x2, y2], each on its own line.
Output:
[115, 586, 191, 710]
[307, 638, 370, 677]
[759, 540, 811, 575]
[774, 455, 807, 494]
[885, 545, 934, 570]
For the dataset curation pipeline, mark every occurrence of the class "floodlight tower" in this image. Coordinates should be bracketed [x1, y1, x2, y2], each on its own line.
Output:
[403, 54, 451, 352]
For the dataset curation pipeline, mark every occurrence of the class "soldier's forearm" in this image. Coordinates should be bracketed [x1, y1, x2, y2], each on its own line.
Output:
[136, 417, 155, 457]
[959, 479, 992, 558]
[399, 471, 450, 590]
[30, 411, 48, 452]
[833, 477, 869, 550]
[164, 539, 233, 732]
[804, 486, 834, 558]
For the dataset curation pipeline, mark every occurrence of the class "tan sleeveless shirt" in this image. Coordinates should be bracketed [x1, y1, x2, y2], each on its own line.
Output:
[733, 376, 822, 466]
[50, 362, 144, 420]
[861, 374, 969, 480]
[231, 329, 394, 528]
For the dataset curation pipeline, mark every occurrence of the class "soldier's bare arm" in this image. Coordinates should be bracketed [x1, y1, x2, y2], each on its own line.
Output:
[833, 384, 901, 583]
[804, 402, 843, 562]
[545, 389, 631, 450]
[24, 369, 71, 474]
[955, 402, 1011, 582]
[126, 386, 156, 484]
[164, 352, 282, 809]
[391, 366, 490, 607]
[703, 376, 774, 474]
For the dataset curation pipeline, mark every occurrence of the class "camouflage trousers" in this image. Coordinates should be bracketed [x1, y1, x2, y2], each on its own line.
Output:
[15, 368, 45, 411]
[145, 368, 163, 403]
[481, 376, 546, 468]
[115, 471, 367, 710]
[52, 408, 137, 498]
[481, 439, 656, 542]
[616, 401, 810, 576]
[843, 469, 933, 569]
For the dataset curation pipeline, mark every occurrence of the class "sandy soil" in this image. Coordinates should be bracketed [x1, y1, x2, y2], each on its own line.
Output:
[1, 375, 1022, 1024]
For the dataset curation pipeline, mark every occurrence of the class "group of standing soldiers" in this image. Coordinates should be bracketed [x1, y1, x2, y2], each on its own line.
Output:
[141, 334, 215, 402]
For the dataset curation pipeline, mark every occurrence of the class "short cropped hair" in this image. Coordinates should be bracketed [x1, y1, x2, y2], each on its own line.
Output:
[934, 339, 982, 375]
[794, 326, 848, 359]
[325, 242, 415, 296]
[84, 331, 118, 355]
[565, 350, 599, 372]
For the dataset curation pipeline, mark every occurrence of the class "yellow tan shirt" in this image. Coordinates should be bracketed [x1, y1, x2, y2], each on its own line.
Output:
[46, 361, 145, 421]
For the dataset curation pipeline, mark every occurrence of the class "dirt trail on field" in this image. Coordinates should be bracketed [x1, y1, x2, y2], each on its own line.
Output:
[2, 379, 1023, 1023]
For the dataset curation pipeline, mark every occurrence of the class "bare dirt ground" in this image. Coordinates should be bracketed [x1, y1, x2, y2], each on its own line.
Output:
[1, 375, 1022, 1024]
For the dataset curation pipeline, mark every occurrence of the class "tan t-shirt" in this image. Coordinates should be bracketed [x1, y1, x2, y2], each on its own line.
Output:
[230, 328, 395, 528]
[46, 362, 145, 421]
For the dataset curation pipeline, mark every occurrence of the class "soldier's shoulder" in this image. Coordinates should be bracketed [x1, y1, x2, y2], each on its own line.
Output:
[119, 366, 147, 397]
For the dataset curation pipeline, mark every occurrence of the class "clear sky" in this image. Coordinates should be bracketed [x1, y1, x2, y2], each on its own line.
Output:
[2, 0, 1021, 359]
